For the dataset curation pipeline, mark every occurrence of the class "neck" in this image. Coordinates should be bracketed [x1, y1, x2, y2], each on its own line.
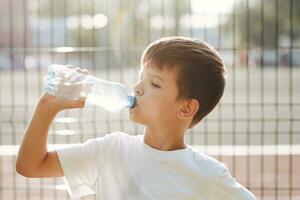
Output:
[143, 126, 187, 151]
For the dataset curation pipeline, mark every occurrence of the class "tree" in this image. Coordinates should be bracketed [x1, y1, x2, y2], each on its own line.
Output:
[224, 0, 300, 48]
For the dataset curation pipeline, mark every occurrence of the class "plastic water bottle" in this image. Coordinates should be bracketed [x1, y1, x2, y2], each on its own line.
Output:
[44, 64, 136, 112]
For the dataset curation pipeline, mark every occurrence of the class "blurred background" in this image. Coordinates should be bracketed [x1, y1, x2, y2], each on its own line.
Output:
[0, 0, 299, 199]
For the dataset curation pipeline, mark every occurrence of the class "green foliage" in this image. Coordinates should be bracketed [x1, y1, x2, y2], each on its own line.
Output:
[223, 0, 300, 48]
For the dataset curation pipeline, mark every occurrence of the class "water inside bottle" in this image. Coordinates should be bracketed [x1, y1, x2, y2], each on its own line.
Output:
[86, 93, 126, 112]
[44, 64, 136, 111]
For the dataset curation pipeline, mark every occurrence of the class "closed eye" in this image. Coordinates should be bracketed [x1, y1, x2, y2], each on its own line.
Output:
[151, 82, 160, 88]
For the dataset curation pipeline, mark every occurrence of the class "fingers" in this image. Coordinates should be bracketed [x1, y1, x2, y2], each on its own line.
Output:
[63, 97, 86, 109]
[58, 65, 89, 110]
[81, 69, 89, 75]
[65, 65, 89, 75]
[65, 65, 76, 69]
[74, 98, 86, 108]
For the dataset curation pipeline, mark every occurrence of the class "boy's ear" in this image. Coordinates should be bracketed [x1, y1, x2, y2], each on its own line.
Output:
[177, 99, 199, 119]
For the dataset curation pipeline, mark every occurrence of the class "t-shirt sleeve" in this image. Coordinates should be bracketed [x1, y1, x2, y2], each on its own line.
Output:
[210, 166, 257, 200]
[56, 133, 117, 199]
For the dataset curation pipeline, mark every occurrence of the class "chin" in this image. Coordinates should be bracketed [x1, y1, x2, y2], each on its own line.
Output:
[129, 112, 138, 122]
[129, 113, 147, 126]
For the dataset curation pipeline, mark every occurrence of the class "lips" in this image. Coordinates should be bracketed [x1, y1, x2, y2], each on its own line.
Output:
[132, 104, 138, 109]
[133, 100, 138, 107]
[131, 98, 138, 109]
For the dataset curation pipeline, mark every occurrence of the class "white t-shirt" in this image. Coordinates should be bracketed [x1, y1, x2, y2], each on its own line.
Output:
[56, 131, 256, 200]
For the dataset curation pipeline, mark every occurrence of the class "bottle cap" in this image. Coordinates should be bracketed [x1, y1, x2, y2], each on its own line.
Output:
[126, 95, 137, 108]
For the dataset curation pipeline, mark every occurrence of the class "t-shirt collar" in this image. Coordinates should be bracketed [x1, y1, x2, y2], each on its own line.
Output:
[138, 135, 192, 161]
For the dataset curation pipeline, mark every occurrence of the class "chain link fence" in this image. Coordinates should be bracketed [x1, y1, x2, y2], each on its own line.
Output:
[0, 0, 299, 199]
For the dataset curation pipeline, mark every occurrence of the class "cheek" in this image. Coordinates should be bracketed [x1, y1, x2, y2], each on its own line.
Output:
[153, 95, 178, 115]
[162, 103, 178, 117]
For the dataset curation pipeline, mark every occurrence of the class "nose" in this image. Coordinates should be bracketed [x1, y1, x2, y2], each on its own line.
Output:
[134, 87, 143, 96]
[133, 83, 143, 96]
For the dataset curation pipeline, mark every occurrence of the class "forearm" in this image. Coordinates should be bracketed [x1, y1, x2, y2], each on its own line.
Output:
[16, 101, 58, 174]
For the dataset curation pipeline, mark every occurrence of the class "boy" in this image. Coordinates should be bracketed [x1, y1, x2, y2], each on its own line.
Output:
[16, 36, 257, 200]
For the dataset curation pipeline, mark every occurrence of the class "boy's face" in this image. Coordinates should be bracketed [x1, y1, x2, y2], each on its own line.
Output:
[129, 62, 183, 127]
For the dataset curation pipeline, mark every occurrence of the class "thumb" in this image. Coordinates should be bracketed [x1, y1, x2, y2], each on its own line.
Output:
[67, 97, 86, 109]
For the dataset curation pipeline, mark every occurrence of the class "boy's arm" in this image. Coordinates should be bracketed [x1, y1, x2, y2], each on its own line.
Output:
[16, 96, 59, 177]
[16, 93, 86, 177]
[16, 67, 87, 178]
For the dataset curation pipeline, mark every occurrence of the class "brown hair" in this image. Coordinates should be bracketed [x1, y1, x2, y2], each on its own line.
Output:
[141, 36, 226, 128]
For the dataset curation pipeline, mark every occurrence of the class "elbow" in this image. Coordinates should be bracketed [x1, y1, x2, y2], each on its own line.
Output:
[16, 159, 35, 177]
[15, 150, 27, 176]
[16, 161, 25, 176]
[15, 160, 28, 177]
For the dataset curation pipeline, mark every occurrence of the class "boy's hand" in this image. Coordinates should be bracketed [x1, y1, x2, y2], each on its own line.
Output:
[38, 93, 86, 114]
[39, 66, 89, 114]
[16, 66, 89, 178]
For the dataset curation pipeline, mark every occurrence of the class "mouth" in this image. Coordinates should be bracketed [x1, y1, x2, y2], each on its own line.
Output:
[131, 104, 138, 109]
[129, 104, 138, 112]
[132, 101, 138, 107]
